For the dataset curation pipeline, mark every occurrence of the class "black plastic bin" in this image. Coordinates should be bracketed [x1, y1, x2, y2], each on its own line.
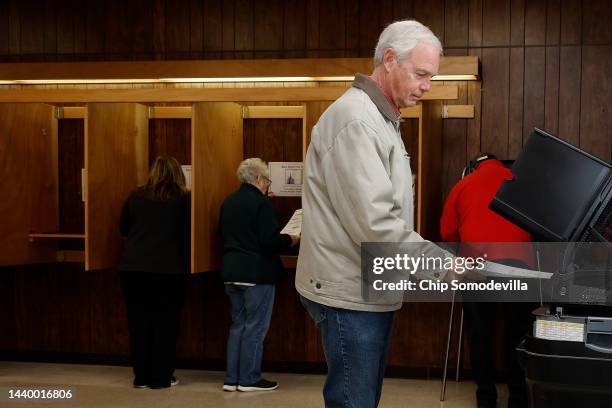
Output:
[517, 335, 612, 408]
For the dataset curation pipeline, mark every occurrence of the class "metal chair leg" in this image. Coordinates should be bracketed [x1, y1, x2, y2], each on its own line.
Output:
[455, 307, 464, 381]
[440, 289, 457, 401]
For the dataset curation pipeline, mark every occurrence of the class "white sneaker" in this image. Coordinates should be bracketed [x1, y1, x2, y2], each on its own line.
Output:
[222, 383, 238, 392]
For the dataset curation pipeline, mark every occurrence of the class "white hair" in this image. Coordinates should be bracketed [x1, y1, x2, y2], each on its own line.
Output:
[237, 157, 269, 184]
[374, 20, 443, 66]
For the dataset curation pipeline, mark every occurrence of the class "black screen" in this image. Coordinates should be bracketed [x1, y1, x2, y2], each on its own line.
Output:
[490, 128, 611, 241]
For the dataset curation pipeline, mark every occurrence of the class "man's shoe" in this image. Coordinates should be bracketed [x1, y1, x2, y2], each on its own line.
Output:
[170, 376, 179, 387]
[238, 379, 278, 392]
[222, 383, 238, 392]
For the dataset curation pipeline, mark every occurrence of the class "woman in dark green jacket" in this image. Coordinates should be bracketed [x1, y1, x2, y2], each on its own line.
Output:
[219, 158, 299, 392]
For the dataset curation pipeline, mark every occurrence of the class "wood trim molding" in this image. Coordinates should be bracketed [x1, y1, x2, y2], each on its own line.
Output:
[55, 106, 196, 119]
[0, 85, 458, 103]
[148, 106, 192, 119]
[242, 105, 304, 119]
[443, 105, 474, 118]
[28, 233, 85, 240]
[58, 106, 87, 119]
[400, 105, 422, 119]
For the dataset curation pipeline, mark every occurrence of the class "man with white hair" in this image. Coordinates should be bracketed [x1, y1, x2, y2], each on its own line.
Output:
[296, 20, 443, 407]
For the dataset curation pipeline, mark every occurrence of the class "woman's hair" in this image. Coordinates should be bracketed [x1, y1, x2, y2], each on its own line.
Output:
[237, 157, 269, 184]
[140, 155, 188, 201]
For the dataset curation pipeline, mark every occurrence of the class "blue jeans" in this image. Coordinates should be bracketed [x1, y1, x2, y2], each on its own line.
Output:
[300, 296, 395, 408]
[225, 284, 275, 385]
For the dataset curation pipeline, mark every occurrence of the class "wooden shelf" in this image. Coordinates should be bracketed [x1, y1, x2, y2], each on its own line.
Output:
[0, 85, 458, 103]
[281, 255, 298, 269]
[0, 57, 478, 81]
[29, 233, 85, 240]
[55, 250, 85, 263]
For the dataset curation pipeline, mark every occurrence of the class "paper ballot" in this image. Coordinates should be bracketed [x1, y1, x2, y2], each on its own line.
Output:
[181, 165, 192, 190]
[281, 209, 302, 236]
[480, 261, 553, 279]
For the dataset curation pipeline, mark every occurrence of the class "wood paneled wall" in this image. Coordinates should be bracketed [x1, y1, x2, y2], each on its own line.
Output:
[148, 119, 191, 165]
[58, 119, 84, 235]
[1, 0, 610, 375]
[58, 119, 84, 250]
[0, 0, 609, 197]
[243, 118, 302, 228]
[2, 0, 605, 61]
[0, 264, 475, 374]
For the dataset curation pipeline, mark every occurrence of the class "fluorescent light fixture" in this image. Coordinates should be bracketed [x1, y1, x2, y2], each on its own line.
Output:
[431, 74, 478, 81]
[0, 76, 355, 85]
[161, 76, 356, 83]
[10, 78, 161, 85]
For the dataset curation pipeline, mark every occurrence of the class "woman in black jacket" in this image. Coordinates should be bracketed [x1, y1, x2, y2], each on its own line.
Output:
[219, 158, 299, 392]
[118, 155, 190, 389]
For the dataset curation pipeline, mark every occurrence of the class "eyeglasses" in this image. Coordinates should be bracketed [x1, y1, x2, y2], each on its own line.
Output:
[260, 175, 271, 184]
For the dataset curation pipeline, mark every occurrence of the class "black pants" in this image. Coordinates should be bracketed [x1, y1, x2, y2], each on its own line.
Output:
[463, 301, 534, 408]
[120, 271, 186, 388]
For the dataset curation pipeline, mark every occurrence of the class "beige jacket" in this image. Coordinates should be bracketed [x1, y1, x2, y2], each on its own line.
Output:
[296, 74, 438, 312]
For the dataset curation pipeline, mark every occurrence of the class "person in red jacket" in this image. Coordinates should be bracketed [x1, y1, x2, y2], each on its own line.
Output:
[441, 153, 535, 408]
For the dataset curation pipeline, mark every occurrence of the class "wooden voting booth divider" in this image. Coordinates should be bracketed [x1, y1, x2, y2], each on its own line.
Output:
[0, 54, 473, 272]
[0, 103, 149, 270]
[0, 104, 58, 266]
[0, 101, 245, 273]
[191, 102, 243, 273]
[85, 103, 149, 270]
[0, 99, 451, 272]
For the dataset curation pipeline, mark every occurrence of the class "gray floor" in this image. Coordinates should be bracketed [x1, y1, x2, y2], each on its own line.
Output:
[0, 361, 509, 407]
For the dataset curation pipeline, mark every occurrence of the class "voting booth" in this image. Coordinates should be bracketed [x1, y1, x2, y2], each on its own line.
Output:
[0, 57, 477, 272]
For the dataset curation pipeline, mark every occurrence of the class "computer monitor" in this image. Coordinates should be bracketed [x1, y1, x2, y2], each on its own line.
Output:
[489, 128, 611, 242]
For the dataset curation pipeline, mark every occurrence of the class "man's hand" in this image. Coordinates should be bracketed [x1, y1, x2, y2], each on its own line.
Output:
[465, 269, 487, 281]
[444, 268, 464, 283]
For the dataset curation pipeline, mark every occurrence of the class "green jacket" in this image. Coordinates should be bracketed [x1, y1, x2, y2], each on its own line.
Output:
[219, 183, 291, 284]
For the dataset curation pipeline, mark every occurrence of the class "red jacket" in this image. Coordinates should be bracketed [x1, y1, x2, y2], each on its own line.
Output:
[440, 159, 534, 266]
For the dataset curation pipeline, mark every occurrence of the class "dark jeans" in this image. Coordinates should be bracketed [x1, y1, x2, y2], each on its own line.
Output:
[463, 301, 534, 408]
[224, 284, 275, 385]
[300, 296, 395, 408]
[120, 271, 186, 388]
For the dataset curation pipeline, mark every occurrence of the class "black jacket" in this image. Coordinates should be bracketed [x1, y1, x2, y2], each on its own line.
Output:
[118, 190, 190, 274]
[219, 183, 291, 284]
